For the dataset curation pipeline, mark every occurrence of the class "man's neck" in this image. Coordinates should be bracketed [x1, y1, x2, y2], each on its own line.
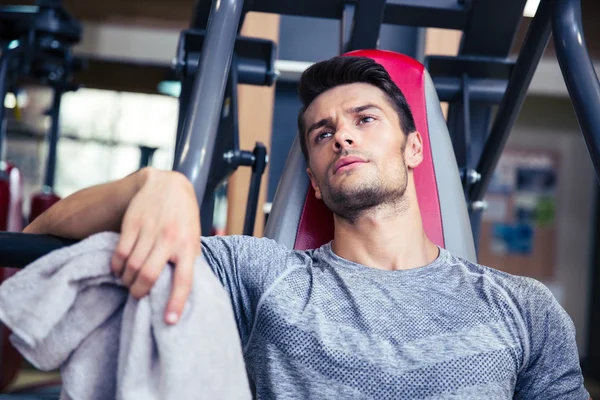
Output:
[331, 198, 439, 271]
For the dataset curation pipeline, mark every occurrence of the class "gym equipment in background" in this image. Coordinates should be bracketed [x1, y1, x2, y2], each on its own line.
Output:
[28, 82, 82, 224]
[138, 145, 158, 169]
[173, 27, 276, 236]
[0, 0, 83, 391]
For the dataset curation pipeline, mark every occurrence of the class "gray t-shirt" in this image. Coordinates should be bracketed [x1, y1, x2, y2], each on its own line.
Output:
[201, 235, 589, 400]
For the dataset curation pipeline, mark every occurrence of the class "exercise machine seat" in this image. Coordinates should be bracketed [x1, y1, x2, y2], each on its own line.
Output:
[264, 50, 476, 263]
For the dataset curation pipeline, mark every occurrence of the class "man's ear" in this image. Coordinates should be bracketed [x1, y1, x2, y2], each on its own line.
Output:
[404, 131, 424, 169]
[306, 168, 323, 200]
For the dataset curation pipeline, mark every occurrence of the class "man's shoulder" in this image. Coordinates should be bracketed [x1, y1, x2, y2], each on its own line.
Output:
[444, 250, 558, 315]
[201, 234, 316, 265]
[202, 234, 285, 250]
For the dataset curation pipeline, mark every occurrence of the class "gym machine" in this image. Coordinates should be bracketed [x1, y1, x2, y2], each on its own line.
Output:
[0, 0, 83, 392]
[0, 0, 83, 225]
[172, 17, 276, 236]
[0, 0, 594, 291]
[0, 0, 596, 395]
[138, 145, 158, 169]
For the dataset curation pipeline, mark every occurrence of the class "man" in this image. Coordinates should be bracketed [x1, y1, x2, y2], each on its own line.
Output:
[24, 56, 589, 399]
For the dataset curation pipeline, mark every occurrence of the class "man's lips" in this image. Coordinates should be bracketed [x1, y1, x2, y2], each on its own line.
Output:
[333, 156, 367, 174]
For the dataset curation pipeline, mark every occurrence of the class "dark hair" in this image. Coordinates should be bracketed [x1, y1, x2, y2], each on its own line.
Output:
[297, 56, 416, 160]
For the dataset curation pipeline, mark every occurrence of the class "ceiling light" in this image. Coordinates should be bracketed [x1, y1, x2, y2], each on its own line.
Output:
[4, 93, 16, 109]
[523, 0, 540, 17]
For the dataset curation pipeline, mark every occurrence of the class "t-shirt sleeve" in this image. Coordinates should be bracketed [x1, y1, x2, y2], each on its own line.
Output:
[200, 234, 298, 347]
[514, 279, 589, 400]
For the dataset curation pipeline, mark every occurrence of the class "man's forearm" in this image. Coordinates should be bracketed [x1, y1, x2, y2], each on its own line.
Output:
[23, 168, 149, 239]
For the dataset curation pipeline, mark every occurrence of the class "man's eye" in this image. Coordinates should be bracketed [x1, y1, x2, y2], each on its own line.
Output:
[315, 132, 332, 143]
[359, 116, 375, 124]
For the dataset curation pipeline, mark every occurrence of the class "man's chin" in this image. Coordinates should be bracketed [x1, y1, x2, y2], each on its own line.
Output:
[326, 179, 361, 196]
[327, 184, 378, 203]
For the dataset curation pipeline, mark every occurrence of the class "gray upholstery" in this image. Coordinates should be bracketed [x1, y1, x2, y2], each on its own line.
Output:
[424, 72, 477, 263]
[263, 136, 309, 248]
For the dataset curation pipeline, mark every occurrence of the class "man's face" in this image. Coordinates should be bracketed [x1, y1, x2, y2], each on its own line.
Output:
[303, 83, 423, 222]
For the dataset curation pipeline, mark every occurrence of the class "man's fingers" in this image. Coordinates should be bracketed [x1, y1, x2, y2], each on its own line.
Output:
[164, 248, 195, 325]
[111, 227, 140, 277]
[129, 239, 171, 299]
[120, 228, 155, 287]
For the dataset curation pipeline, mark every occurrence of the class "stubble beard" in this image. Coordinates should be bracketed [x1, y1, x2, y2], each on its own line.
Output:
[321, 161, 409, 224]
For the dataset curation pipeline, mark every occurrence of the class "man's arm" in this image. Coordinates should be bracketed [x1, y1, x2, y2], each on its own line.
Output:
[24, 169, 147, 238]
[514, 279, 590, 399]
[23, 167, 201, 325]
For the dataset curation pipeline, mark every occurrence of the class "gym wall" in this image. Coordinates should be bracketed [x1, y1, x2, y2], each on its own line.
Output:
[492, 95, 597, 359]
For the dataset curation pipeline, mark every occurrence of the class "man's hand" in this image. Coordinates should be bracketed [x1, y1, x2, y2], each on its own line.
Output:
[110, 168, 201, 325]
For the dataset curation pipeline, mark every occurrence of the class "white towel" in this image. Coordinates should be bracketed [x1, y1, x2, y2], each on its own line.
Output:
[0, 232, 251, 400]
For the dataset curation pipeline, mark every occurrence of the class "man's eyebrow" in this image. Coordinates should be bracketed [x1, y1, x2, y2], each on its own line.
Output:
[305, 104, 381, 137]
[346, 104, 382, 114]
[306, 118, 330, 137]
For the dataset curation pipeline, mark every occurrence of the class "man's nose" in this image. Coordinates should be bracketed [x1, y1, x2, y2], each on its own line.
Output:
[333, 126, 356, 151]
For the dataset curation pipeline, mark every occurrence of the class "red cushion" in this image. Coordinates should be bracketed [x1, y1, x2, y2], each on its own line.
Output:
[294, 50, 444, 250]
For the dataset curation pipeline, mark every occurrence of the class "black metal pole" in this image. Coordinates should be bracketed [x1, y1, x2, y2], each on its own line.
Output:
[0, 48, 16, 163]
[461, 74, 472, 175]
[243, 143, 267, 236]
[345, 0, 386, 52]
[174, 75, 194, 170]
[174, 0, 245, 207]
[552, 0, 600, 184]
[139, 146, 157, 169]
[433, 77, 507, 104]
[44, 87, 62, 189]
[469, 0, 552, 202]
[0, 232, 77, 269]
[200, 195, 215, 236]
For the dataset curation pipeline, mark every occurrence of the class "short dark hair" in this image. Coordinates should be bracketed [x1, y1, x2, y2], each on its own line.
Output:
[297, 56, 416, 160]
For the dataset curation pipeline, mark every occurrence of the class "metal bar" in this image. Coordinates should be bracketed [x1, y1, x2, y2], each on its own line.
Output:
[469, 0, 552, 202]
[458, 0, 528, 57]
[469, 209, 483, 255]
[461, 74, 472, 178]
[275, 60, 313, 82]
[340, 3, 355, 55]
[0, 232, 77, 269]
[433, 77, 507, 104]
[180, 31, 276, 86]
[173, 74, 194, 169]
[0, 46, 16, 162]
[174, 0, 244, 206]
[191, 0, 247, 31]
[200, 56, 238, 237]
[43, 87, 62, 189]
[427, 55, 514, 80]
[190, 0, 210, 29]
[251, 0, 469, 30]
[383, 0, 468, 30]
[200, 195, 215, 236]
[346, 0, 386, 52]
[138, 146, 157, 169]
[552, 0, 600, 184]
[243, 142, 267, 236]
[586, 187, 600, 378]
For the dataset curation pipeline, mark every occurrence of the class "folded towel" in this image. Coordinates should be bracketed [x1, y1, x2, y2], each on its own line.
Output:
[0, 232, 251, 400]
